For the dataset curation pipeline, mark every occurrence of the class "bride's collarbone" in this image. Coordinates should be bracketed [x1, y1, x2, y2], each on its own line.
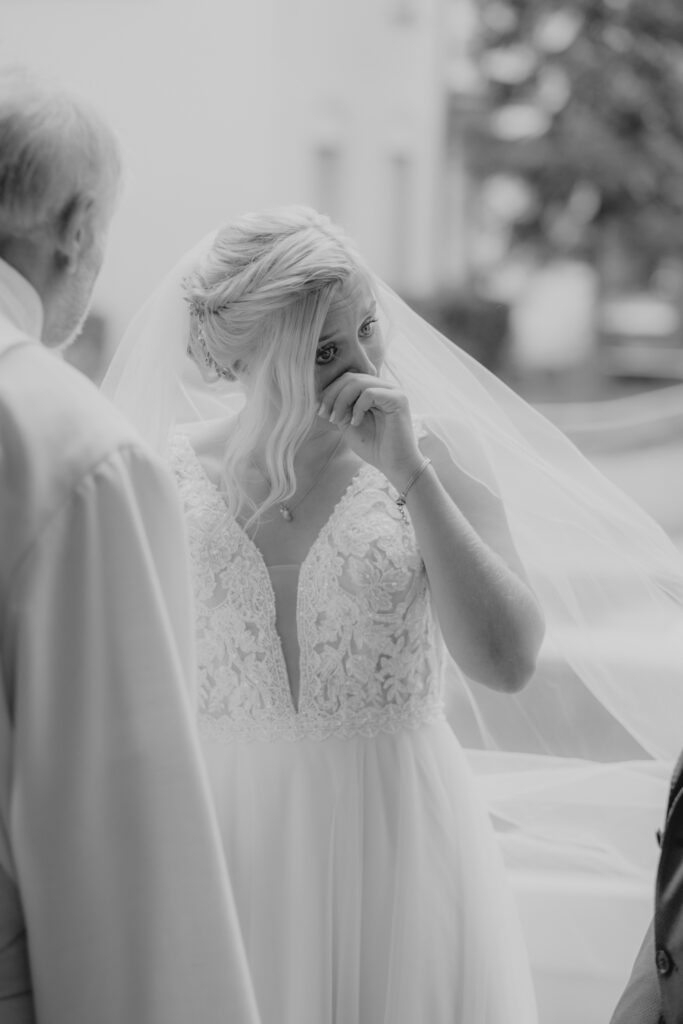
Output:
[240, 452, 366, 566]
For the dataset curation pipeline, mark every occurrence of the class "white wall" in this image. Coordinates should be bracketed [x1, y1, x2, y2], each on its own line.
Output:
[1, 0, 464, 353]
[1, 0, 285, 347]
[268, 0, 446, 292]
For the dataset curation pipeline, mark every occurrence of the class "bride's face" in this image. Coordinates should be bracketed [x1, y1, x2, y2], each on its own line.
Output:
[314, 271, 384, 395]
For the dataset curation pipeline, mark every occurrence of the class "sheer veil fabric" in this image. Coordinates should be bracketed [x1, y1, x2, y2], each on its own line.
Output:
[102, 229, 683, 1015]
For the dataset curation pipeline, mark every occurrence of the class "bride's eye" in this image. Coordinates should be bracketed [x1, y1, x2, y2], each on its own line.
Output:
[359, 317, 377, 339]
[315, 344, 338, 365]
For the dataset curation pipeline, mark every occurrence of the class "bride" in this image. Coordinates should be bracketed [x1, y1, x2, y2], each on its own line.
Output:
[104, 206, 683, 1023]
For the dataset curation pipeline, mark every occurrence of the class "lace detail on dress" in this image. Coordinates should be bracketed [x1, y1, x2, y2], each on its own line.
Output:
[170, 431, 445, 742]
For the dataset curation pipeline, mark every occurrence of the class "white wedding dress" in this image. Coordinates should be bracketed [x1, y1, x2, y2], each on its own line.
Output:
[171, 430, 538, 1024]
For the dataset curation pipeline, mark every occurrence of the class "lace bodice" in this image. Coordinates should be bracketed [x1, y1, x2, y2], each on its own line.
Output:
[171, 432, 445, 742]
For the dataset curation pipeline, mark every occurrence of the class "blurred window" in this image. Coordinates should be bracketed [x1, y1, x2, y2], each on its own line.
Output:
[315, 144, 342, 223]
[390, 152, 413, 290]
[392, 1, 416, 24]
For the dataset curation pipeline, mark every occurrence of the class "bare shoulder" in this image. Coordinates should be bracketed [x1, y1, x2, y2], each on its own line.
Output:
[181, 416, 234, 454]
[178, 416, 236, 483]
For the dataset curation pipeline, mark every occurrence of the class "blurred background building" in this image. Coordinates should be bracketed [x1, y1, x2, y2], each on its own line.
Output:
[2, 0, 682, 355]
[0, 0, 479, 350]
[4, 0, 683, 402]
[4, 0, 677, 553]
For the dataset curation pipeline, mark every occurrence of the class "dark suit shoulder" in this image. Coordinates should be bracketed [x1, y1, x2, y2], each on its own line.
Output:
[667, 750, 683, 815]
[610, 920, 663, 1024]
[652, 753, 683, 1023]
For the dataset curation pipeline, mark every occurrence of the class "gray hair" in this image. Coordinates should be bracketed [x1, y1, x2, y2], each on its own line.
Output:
[0, 65, 122, 240]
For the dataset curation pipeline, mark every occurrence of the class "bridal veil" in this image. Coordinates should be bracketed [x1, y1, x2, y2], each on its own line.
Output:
[102, 215, 683, 1009]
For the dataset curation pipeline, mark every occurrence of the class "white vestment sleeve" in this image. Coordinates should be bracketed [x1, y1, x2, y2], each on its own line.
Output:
[5, 445, 259, 1024]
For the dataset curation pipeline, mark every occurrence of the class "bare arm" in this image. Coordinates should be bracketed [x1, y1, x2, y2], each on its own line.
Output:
[399, 426, 545, 692]
[320, 374, 545, 693]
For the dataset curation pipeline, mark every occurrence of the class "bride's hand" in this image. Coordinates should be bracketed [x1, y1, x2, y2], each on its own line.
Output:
[317, 371, 422, 487]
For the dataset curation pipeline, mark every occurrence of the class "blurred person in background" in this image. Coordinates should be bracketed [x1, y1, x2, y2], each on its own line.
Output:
[0, 67, 258, 1024]
[104, 204, 683, 1024]
[610, 749, 683, 1024]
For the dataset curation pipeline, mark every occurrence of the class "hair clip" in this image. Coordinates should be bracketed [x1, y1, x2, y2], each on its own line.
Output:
[185, 294, 206, 322]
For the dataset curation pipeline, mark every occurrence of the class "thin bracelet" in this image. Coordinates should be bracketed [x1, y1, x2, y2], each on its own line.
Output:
[396, 457, 432, 519]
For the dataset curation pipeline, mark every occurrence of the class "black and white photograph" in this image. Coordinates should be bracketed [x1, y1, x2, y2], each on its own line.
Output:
[2, 2, 683, 1022]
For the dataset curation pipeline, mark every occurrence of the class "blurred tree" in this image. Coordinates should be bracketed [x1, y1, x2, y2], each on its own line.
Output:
[471, 0, 683, 287]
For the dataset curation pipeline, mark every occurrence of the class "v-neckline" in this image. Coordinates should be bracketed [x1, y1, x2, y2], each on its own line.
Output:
[175, 431, 375, 714]
[177, 431, 373, 573]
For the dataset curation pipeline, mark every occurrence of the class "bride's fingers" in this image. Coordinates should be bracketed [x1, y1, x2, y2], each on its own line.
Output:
[329, 381, 397, 424]
[318, 372, 391, 420]
[326, 380, 365, 424]
[349, 387, 408, 427]
[336, 382, 403, 426]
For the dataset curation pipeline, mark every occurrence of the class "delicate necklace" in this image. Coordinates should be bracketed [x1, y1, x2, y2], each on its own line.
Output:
[258, 434, 344, 522]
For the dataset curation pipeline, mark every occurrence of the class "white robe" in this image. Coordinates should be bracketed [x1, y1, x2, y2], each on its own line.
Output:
[0, 259, 259, 1024]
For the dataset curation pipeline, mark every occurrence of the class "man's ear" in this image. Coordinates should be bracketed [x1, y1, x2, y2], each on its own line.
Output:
[53, 194, 93, 272]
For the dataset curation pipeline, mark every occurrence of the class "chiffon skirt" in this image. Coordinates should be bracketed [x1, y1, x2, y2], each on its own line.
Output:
[201, 717, 537, 1024]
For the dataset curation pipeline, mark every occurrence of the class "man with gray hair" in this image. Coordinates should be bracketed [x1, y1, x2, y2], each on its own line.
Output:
[0, 68, 259, 1023]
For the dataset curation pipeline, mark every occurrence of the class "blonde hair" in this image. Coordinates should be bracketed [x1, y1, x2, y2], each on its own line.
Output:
[0, 65, 122, 242]
[183, 206, 369, 526]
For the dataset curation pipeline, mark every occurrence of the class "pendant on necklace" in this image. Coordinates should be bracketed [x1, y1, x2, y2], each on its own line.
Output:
[278, 503, 294, 522]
